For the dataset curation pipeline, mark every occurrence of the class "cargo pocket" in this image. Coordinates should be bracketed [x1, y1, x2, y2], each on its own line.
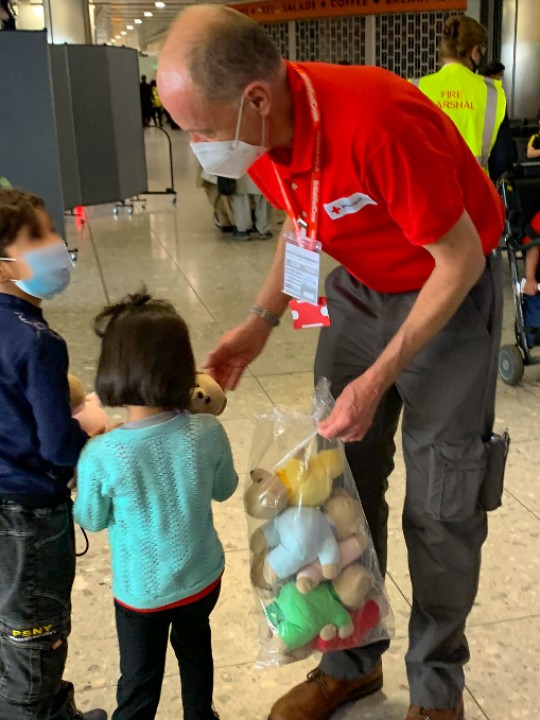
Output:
[0, 614, 69, 703]
[427, 440, 487, 521]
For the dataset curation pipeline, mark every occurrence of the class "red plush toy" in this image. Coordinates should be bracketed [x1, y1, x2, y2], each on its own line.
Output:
[311, 599, 381, 653]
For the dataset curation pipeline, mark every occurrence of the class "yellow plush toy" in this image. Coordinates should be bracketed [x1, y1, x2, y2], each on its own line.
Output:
[275, 447, 345, 508]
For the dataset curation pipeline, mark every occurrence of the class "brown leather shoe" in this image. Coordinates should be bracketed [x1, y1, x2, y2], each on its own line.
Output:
[406, 697, 464, 720]
[268, 662, 383, 720]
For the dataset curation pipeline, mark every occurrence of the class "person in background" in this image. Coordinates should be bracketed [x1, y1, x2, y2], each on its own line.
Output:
[139, 75, 154, 128]
[196, 166, 236, 233]
[484, 61, 505, 80]
[0, 0, 16, 30]
[232, 174, 273, 240]
[527, 108, 540, 160]
[74, 291, 238, 720]
[413, 15, 514, 182]
[150, 79, 164, 128]
[0, 188, 106, 720]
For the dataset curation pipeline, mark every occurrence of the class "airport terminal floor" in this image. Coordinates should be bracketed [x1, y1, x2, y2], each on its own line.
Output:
[53, 130, 539, 720]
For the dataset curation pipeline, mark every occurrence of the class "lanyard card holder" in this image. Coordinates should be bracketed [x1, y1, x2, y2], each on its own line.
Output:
[283, 230, 322, 306]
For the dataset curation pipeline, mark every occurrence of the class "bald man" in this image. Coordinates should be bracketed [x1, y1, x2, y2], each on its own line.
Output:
[158, 8, 506, 720]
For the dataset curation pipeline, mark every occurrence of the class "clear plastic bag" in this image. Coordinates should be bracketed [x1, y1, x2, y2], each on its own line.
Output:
[245, 379, 394, 668]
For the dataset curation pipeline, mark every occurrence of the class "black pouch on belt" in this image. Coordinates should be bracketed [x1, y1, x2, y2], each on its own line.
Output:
[480, 430, 510, 511]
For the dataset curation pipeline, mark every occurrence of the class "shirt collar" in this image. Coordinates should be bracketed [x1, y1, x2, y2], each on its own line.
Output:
[268, 61, 316, 175]
[0, 292, 44, 319]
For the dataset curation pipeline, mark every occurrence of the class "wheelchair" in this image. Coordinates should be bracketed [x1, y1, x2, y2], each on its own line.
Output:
[498, 160, 540, 385]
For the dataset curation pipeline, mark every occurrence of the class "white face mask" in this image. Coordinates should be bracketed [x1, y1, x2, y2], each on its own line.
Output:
[191, 96, 267, 179]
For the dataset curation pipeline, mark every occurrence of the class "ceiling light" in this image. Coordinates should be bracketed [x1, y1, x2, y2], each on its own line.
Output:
[115, 34, 121, 39]
[126, 24, 134, 30]
[155, 2, 166, 8]
[144, 11, 153, 17]
[134, 19, 142, 24]
[120, 31, 127, 35]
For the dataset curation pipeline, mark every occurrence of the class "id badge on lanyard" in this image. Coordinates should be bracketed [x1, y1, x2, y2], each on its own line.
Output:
[283, 228, 321, 305]
[274, 65, 329, 325]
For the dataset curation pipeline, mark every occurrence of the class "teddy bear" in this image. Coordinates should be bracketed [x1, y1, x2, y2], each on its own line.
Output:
[190, 372, 227, 416]
[245, 468, 367, 594]
[275, 444, 344, 508]
[68, 373, 111, 435]
[263, 563, 373, 652]
[312, 597, 381, 653]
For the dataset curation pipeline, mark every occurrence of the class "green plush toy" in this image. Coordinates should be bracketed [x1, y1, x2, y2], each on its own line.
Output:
[264, 581, 354, 652]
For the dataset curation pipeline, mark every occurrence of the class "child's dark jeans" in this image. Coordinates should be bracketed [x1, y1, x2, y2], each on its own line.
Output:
[0, 498, 80, 719]
[112, 582, 221, 720]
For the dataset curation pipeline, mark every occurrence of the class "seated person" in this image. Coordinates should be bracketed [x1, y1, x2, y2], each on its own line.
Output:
[522, 212, 540, 296]
[527, 108, 540, 160]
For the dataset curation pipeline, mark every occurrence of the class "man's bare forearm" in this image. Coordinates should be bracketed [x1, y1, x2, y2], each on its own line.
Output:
[365, 212, 488, 392]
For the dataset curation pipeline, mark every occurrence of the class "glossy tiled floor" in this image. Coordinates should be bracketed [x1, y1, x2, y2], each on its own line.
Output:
[54, 130, 539, 719]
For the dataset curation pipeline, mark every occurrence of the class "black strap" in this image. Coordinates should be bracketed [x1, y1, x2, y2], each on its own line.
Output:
[76, 525, 90, 557]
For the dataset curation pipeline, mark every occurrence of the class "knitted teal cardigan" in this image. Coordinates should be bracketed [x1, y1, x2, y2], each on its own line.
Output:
[74, 413, 238, 610]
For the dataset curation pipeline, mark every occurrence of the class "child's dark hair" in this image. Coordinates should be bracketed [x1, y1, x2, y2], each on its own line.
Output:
[94, 290, 195, 410]
[0, 188, 45, 256]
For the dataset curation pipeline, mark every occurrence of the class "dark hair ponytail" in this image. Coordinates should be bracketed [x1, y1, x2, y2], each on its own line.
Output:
[439, 15, 488, 64]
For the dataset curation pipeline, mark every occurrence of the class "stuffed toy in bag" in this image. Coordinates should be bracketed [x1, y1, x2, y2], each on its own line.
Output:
[264, 564, 373, 652]
[246, 469, 368, 593]
[275, 444, 344, 507]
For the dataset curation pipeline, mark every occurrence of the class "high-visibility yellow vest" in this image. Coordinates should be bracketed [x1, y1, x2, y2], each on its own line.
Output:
[411, 63, 506, 170]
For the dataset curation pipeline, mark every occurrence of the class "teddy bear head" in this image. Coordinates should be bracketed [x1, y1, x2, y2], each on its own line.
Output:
[332, 564, 372, 610]
[323, 488, 366, 544]
[244, 468, 289, 520]
[68, 373, 86, 413]
[190, 372, 227, 416]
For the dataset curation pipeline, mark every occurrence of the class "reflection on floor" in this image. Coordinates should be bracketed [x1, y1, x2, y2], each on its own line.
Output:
[51, 130, 540, 719]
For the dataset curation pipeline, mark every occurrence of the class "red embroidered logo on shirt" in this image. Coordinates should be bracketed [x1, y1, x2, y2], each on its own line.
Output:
[324, 193, 377, 220]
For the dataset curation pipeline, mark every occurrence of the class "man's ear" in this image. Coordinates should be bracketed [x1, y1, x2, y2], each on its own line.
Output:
[244, 82, 272, 116]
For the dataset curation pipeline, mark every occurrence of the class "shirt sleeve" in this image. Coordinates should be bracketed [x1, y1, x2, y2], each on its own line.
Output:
[24, 332, 89, 468]
[74, 442, 112, 532]
[210, 421, 238, 503]
[361, 125, 465, 247]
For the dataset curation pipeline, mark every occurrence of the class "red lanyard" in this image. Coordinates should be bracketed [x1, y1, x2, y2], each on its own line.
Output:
[273, 65, 322, 243]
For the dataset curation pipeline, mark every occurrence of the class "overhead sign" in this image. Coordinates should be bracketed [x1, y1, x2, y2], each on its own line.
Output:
[231, 0, 467, 23]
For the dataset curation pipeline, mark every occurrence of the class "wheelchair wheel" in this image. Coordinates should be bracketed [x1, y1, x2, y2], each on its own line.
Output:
[498, 345, 524, 385]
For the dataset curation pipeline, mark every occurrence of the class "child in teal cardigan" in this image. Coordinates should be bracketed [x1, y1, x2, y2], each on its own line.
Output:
[74, 291, 238, 720]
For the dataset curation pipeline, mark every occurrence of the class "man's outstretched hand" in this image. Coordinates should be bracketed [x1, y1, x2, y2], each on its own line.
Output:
[204, 318, 272, 391]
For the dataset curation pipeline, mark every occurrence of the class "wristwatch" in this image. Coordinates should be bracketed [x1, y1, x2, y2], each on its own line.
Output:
[249, 305, 281, 328]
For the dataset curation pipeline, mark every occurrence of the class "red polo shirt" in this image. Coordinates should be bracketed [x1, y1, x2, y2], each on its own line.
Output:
[249, 62, 505, 294]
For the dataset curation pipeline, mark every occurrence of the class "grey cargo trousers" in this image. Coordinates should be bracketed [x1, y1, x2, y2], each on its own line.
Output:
[314, 254, 502, 709]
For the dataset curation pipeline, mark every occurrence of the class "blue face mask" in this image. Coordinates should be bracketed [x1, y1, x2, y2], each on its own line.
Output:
[0, 242, 72, 300]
